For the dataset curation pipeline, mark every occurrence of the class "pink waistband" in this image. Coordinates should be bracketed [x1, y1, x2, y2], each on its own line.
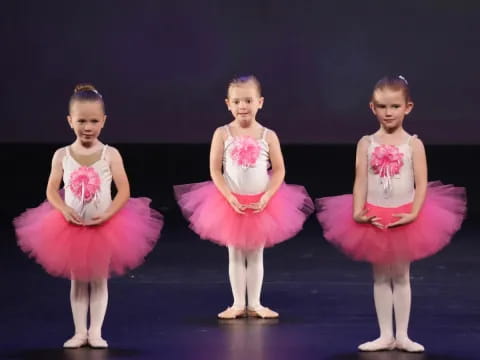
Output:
[232, 192, 264, 204]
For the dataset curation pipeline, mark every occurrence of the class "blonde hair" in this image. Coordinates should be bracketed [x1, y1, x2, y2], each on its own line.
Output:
[69, 83, 105, 112]
[372, 75, 412, 102]
[227, 75, 262, 97]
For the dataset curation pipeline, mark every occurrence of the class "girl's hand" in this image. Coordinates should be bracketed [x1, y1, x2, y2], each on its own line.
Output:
[353, 209, 384, 229]
[61, 206, 83, 225]
[250, 193, 272, 213]
[227, 194, 246, 214]
[86, 213, 112, 226]
[386, 213, 417, 228]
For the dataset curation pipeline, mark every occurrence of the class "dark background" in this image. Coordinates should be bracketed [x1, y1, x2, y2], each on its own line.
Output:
[1, 1, 478, 221]
[1, 0, 480, 144]
[1, 3, 479, 359]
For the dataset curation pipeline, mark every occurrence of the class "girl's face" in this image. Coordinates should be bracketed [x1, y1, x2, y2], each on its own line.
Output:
[370, 88, 413, 132]
[225, 81, 264, 127]
[67, 100, 106, 145]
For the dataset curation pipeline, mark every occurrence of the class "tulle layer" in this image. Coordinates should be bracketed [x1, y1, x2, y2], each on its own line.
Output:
[316, 181, 466, 264]
[14, 198, 163, 281]
[175, 181, 313, 250]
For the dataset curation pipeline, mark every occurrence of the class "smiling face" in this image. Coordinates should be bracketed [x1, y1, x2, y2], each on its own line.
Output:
[67, 100, 106, 146]
[225, 80, 264, 127]
[370, 88, 413, 132]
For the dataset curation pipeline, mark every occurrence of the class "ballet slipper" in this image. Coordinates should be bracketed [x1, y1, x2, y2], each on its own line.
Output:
[395, 337, 425, 352]
[358, 337, 396, 351]
[88, 335, 108, 348]
[247, 306, 279, 319]
[63, 333, 88, 348]
[217, 307, 247, 319]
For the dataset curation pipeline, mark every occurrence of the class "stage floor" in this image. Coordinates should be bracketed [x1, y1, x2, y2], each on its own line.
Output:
[1, 219, 479, 360]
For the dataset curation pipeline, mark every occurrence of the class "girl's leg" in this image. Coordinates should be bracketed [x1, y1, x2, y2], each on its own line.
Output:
[228, 246, 247, 310]
[246, 247, 264, 310]
[358, 264, 395, 351]
[63, 279, 89, 348]
[245, 247, 278, 318]
[88, 278, 109, 348]
[392, 262, 424, 352]
[218, 246, 247, 319]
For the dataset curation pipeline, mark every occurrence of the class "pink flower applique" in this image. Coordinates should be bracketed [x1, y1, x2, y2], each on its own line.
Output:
[370, 144, 404, 178]
[230, 136, 261, 168]
[69, 166, 101, 203]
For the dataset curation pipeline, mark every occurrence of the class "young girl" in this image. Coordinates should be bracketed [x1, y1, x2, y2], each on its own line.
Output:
[14, 84, 163, 348]
[175, 75, 313, 319]
[316, 76, 466, 353]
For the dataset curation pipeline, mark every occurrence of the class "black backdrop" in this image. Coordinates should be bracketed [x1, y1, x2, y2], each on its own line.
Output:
[2, 1, 480, 144]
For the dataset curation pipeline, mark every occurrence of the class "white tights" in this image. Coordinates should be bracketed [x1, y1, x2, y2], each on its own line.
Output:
[371, 262, 415, 342]
[228, 246, 264, 310]
[70, 278, 108, 338]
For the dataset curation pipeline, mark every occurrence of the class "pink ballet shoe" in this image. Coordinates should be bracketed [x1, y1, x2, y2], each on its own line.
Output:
[358, 338, 396, 351]
[88, 335, 108, 348]
[63, 333, 88, 348]
[395, 338, 425, 352]
[217, 307, 247, 319]
[247, 306, 279, 319]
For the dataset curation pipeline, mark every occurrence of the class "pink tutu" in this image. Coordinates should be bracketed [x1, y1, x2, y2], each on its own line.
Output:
[14, 198, 163, 281]
[174, 181, 313, 250]
[316, 181, 466, 264]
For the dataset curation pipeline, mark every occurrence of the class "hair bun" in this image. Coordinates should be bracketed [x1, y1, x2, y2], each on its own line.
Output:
[74, 83, 97, 93]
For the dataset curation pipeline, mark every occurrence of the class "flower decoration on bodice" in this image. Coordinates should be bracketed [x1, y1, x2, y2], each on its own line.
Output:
[230, 136, 261, 168]
[69, 166, 101, 203]
[370, 144, 404, 196]
[370, 145, 404, 178]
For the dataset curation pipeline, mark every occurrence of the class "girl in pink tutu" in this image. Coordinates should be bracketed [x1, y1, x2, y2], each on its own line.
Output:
[14, 84, 163, 348]
[175, 75, 313, 319]
[317, 76, 466, 352]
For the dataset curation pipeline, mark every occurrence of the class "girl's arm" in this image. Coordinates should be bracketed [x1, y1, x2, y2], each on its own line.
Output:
[352, 136, 382, 227]
[387, 137, 427, 227]
[209, 127, 245, 214]
[88, 147, 130, 225]
[46, 148, 83, 225]
[253, 130, 285, 212]
[410, 137, 428, 215]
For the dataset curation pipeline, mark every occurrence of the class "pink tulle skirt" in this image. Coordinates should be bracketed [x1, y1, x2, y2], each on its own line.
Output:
[316, 181, 466, 264]
[14, 198, 163, 281]
[174, 181, 314, 250]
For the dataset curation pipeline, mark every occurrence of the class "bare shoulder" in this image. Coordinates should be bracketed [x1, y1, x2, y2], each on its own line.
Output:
[213, 126, 225, 136]
[52, 146, 67, 163]
[357, 135, 371, 150]
[105, 145, 123, 162]
[265, 128, 280, 143]
[213, 126, 228, 142]
[410, 135, 425, 152]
